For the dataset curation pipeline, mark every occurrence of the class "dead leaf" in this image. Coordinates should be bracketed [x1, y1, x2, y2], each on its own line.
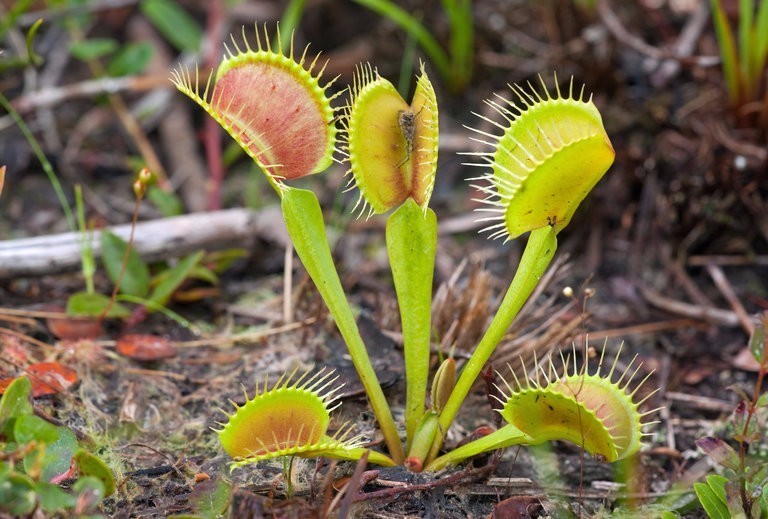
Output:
[492, 495, 543, 519]
[0, 362, 81, 397]
[47, 315, 102, 340]
[732, 346, 761, 372]
[117, 334, 177, 361]
[118, 381, 139, 423]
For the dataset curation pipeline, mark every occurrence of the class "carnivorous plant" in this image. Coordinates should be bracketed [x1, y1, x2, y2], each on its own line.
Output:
[175, 25, 653, 473]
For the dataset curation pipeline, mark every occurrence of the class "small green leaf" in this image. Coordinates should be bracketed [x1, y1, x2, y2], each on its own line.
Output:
[694, 477, 730, 519]
[73, 449, 115, 497]
[25, 18, 44, 67]
[756, 391, 768, 408]
[100, 230, 150, 297]
[705, 474, 729, 507]
[696, 437, 741, 472]
[660, 512, 679, 519]
[107, 42, 153, 77]
[69, 38, 118, 61]
[147, 186, 184, 216]
[0, 471, 36, 515]
[749, 322, 766, 363]
[148, 251, 205, 306]
[67, 292, 131, 318]
[36, 481, 77, 512]
[189, 479, 231, 518]
[187, 265, 219, 285]
[140, 0, 202, 51]
[0, 376, 33, 435]
[72, 475, 106, 511]
[204, 249, 247, 274]
[14, 415, 79, 482]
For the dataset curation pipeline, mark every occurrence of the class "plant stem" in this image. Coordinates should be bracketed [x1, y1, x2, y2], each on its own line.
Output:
[426, 423, 530, 471]
[738, 315, 768, 517]
[427, 226, 557, 464]
[386, 199, 437, 448]
[282, 188, 404, 463]
[75, 186, 95, 294]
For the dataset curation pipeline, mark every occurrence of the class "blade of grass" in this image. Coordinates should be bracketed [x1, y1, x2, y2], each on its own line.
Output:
[351, 0, 451, 85]
[711, 0, 742, 104]
[738, 0, 753, 87]
[441, 0, 473, 91]
[738, 0, 755, 98]
[751, 0, 768, 92]
[397, 21, 419, 98]
[277, 0, 308, 49]
[75, 186, 95, 294]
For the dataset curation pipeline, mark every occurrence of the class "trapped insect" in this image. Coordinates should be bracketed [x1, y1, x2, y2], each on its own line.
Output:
[397, 108, 419, 167]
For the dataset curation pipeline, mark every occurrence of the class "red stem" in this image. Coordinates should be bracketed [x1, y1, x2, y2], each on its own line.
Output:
[737, 317, 768, 518]
[204, 0, 225, 211]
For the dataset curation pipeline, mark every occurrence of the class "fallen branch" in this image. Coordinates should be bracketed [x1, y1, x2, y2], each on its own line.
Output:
[639, 285, 747, 328]
[0, 206, 287, 278]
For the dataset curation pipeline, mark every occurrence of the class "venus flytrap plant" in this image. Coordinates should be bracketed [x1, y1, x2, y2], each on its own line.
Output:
[175, 24, 651, 480]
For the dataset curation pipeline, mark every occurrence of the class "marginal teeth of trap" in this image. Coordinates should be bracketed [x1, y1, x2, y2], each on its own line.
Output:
[172, 24, 337, 185]
[495, 342, 653, 461]
[468, 74, 614, 241]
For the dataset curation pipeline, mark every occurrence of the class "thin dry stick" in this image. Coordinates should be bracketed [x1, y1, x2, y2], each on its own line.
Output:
[333, 451, 370, 518]
[0, 326, 55, 352]
[12, 74, 169, 113]
[170, 318, 317, 348]
[0, 314, 37, 326]
[705, 264, 755, 335]
[650, 0, 711, 85]
[0, 308, 68, 319]
[574, 319, 707, 342]
[203, 0, 226, 209]
[640, 285, 741, 327]
[665, 391, 735, 413]
[688, 255, 768, 267]
[123, 368, 187, 381]
[0, 208, 266, 278]
[596, 0, 719, 67]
